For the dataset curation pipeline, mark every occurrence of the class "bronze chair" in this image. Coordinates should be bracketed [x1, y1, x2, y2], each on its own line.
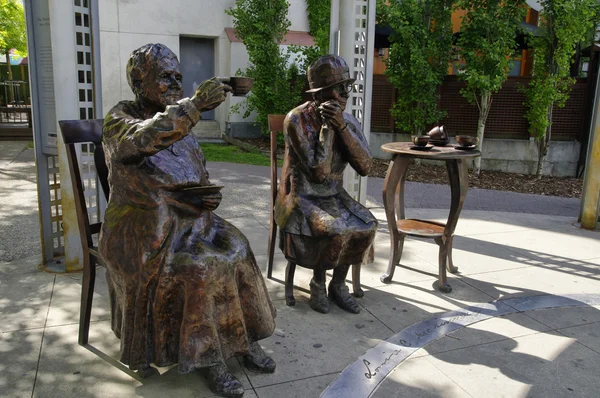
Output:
[266, 114, 364, 306]
[266, 115, 297, 305]
[60, 119, 156, 380]
[58, 119, 109, 347]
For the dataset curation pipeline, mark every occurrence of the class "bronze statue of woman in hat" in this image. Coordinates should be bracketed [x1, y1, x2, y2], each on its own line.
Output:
[100, 43, 276, 397]
[275, 55, 377, 314]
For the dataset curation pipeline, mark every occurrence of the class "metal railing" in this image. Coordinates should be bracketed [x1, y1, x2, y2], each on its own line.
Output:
[0, 80, 30, 107]
[0, 80, 32, 127]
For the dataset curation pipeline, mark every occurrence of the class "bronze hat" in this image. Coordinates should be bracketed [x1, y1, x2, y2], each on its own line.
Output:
[306, 55, 356, 93]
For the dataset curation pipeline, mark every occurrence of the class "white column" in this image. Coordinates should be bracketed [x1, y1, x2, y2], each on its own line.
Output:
[49, 0, 84, 272]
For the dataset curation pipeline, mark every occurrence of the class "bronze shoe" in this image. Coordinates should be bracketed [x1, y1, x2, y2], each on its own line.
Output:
[328, 282, 360, 314]
[243, 342, 276, 373]
[309, 278, 330, 314]
[206, 362, 245, 398]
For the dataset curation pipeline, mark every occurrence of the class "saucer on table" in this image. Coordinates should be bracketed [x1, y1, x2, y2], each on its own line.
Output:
[410, 144, 434, 151]
[430, 140, 449, 147]
[454, 145, 476, 151]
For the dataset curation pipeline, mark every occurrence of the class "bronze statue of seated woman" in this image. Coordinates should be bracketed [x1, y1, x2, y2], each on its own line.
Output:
[275, 55, 378, 314]
[100, 43, 276, 398]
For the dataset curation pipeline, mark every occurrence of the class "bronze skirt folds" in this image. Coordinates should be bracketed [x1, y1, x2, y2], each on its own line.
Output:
[101, 209, 276, 373]
[278, 193, 377, 269]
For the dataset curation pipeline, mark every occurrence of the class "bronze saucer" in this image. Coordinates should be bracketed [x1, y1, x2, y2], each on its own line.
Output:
[410, 145, 434, 151]
[454, 145, 476, 151]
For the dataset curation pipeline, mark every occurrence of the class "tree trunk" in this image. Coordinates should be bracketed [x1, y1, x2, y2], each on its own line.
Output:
[473, 92, 491, 177]
[5, 52, 14, 104]
[536, 103, 554, 178]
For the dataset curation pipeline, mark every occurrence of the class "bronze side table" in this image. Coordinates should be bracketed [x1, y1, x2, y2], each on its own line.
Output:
[379, 142, 481, 293]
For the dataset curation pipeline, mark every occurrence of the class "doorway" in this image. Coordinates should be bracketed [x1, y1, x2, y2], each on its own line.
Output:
[179, 37, 215, 120]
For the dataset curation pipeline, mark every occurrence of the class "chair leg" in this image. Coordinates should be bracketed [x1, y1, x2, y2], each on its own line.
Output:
[79, 254, 96, 346]
[285, 261, 296, 306]
[352, 263, 364, 298]
[267, 220, 277, 279]
[137, 365, 159, 379]
[446, 235, 458, 274]
[435, 238, 452, 293]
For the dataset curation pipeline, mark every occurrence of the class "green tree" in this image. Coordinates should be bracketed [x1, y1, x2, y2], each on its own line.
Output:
[523, 0, 599, 177]
[379, 0, 453, 136]
[0, 0, 27, 102]
[455, 0, 527, 176]
[290, 0, 331, 73]
[226, 0, 303, 133]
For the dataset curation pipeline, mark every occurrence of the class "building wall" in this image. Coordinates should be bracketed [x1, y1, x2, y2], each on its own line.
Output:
[98, 0, 310, 131]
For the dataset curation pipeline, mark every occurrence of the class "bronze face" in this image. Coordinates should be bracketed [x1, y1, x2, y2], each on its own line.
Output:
[138, 56, 183, 111]
[317, 83, 351, 111]
[126, 44, 183, 112]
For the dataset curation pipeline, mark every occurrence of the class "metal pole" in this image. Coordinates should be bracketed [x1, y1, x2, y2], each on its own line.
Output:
[580, 66, 600, 229]
[23, 0, 58, 265]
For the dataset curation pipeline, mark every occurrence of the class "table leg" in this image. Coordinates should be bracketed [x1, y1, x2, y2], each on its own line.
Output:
[446, 235, 458, 274]
[381, 156, 411, 284]
[437, 159, 469, 292]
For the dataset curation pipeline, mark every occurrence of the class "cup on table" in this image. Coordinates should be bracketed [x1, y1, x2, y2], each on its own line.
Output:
[456, 135, 479, 147]
[412, 135, 430, 147]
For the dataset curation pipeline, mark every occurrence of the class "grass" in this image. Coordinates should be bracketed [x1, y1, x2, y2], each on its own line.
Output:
[200, 143, 281, 167]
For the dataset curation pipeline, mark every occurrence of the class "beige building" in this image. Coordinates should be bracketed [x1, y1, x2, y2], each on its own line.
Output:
[98, 0, 313, 137]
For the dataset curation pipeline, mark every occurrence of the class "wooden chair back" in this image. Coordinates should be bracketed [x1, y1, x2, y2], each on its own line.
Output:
[266, 115, 285, 279]
[58, 119, 108, 250]
[59, 118, 109, 347]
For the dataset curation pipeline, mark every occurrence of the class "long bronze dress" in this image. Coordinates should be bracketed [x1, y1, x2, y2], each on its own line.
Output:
[274, 102, 377, 269]
[100, 98, 276, 373]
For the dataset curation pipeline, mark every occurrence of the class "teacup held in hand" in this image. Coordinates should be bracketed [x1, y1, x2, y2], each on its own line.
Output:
[229, 77, 254, 97]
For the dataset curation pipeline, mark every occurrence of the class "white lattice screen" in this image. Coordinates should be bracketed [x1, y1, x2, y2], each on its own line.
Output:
[47, 155, 64, 254]
[74, 0, 101, 226]
[343, 0, 371, 203]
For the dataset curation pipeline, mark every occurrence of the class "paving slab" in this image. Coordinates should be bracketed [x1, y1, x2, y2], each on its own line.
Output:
[403, 235, 530, 277]
[0, 270, 54, 332]
[45, 269, 111, 328]
[413, 312, 551, 359]
[358, 278, 493, 334]
[474, 227, 600, 262]
[557, 322, 600, 354]
[244, 299, 392, 388]
[0, 254, 42, 276]
[422, 331, 600, 398]
[34, 322, 254, 398]
[372, 356, 472, 398]
[226, 216, 270, 257]
[254, 373, 337, 398]
[0, 141, 29, 170]
[0, 145, 40, 263]
[523, 305, 600, 331]
[0, 328, 42, 398]
[459, 265, 600, 301]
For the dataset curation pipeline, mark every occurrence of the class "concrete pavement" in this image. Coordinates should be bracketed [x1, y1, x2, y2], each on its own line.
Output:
[209, 162, 581, 218]
[1, 143, 599, 398]
[0, 145, 581, 263]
